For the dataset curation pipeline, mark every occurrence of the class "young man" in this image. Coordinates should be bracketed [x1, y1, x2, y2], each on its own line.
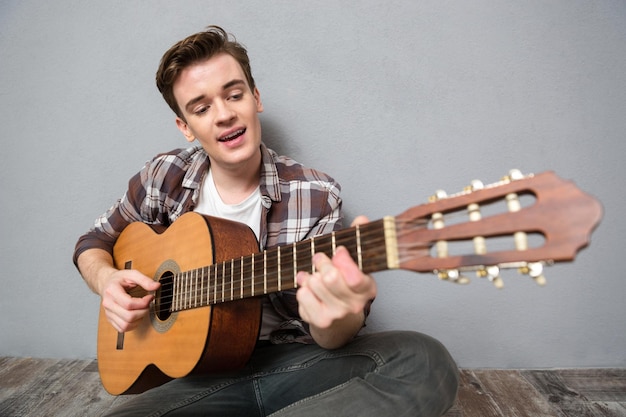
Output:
[74, 26, 458, 416]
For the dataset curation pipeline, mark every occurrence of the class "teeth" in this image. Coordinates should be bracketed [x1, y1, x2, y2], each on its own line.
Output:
[220, 129, 245, 142]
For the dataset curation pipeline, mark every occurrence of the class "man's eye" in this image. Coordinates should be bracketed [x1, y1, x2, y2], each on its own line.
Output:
[229, 93, 243, 100]
[194, 106, 209, 115]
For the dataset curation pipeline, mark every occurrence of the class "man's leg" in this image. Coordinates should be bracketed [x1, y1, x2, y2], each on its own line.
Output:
[260, 331, 459, 417]
[104, 330, 457, 417]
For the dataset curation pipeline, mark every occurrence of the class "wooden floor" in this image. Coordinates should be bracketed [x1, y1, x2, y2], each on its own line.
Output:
[1, 357, 625, 416]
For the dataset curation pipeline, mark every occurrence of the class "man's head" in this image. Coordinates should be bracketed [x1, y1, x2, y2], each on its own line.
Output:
[156, 26, 256, 120]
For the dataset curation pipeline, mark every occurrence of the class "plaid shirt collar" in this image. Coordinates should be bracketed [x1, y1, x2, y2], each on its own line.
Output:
[182, 142, 282, 204]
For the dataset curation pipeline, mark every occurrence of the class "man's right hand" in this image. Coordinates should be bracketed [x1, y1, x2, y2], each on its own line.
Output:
[100, 269, 161, 333]
[77, 248, 160, 333]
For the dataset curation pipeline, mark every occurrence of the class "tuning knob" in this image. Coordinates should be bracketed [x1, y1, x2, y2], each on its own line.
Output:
[437, 269, 471, 285]
[504, 169, 524, 181]
[478, 265, 504, 289]
[429, 189, 448, 202]
[491, 276, 504, 289]
[519, 262, 547, 286]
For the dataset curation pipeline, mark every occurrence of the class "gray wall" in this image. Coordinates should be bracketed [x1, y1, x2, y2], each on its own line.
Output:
[1, 0, 624, 368]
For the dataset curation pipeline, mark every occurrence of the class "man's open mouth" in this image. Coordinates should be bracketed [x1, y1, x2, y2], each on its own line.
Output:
[219, 129, 246, 142]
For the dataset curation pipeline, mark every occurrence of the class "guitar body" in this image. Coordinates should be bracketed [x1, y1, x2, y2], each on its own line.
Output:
[97, 213, 262, 395]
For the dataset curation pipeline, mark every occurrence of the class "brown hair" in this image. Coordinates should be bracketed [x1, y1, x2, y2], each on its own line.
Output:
[156, 25, 256, 119]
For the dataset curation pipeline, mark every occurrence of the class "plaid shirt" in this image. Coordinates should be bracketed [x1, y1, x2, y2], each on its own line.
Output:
[74, 143, 346, 343]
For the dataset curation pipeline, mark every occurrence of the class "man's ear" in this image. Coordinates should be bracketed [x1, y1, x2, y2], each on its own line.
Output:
[176, 117, 195, 143]
[254, 88, 264, 113]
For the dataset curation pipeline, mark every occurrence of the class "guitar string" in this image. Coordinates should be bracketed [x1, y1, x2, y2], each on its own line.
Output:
[143, 219, 434, 315]
[152, 232, 524, 314]
[151, 230, 391, 314]
[133, 203, 513, 312]
[142, 225, 391, 314]
[147, 213, 502, 310]
[146, 219, 437, 314]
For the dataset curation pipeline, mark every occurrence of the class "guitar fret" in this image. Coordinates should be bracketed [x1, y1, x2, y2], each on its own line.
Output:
[187, 270, 192, 308]
[188, 270, 192, 308]
[196, 269, 200, 307]
[189, 271, 193, 309]
[171, 274, 175, 311]
[197, 268, 201, 306]
[208, 266, 212, 304]
[199, 268, 203, 307]
[178, 273, 183, 310]
[173, 274, 178, 311]
[221, 262, 225, 303]
[230, 259, 234, 301]
[356, 225, 363, 270]
[186, 272, 189, 308]
[183, 271, 187, 309]
[382, 216, 399, 270]
[251, 253, 255, 297]
[193, 269, 197, 307]
[179, 271, 183, 310]
[204, 266, 209, 306]
[213, 264, 217, 305]
[180, 272, 184, 309]
[206, 266, 211, 306]
[240, 256, 244, 299]
[207, 266, 211, 305]
[182, 272, 187, 309]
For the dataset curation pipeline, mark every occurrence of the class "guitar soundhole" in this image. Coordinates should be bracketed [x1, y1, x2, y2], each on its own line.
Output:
[155, 272, 173, 321]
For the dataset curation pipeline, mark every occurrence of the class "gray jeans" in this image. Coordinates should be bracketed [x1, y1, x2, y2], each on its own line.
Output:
[105, 331, 459, 417]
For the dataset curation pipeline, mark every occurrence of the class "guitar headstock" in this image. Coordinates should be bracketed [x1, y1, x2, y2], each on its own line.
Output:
[393, 170, 603, 288]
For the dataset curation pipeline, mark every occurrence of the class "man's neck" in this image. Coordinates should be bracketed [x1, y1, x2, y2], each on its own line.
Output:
[209, 152, 262, 205]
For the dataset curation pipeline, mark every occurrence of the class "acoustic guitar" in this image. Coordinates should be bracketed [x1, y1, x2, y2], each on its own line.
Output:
[97, 170, 602, 395]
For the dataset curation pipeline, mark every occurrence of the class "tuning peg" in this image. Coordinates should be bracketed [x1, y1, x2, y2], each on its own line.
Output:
[465, 179, 484, 193]
[519, 262, 547, 286]
[503, 169, 524, 182]
[437, 269, 471, 285]
[429, 189, 448, 202]
[478, 265, 504, 289]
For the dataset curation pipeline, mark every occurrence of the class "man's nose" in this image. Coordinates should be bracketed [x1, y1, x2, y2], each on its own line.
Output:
[214, 100, 236, 124]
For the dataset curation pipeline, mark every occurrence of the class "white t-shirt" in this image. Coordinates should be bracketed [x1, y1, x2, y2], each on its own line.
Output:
[194, 169, 262, 240]
[194, 169, 282, 340]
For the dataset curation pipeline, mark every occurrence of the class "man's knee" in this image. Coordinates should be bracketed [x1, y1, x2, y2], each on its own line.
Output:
[364, 331, 458, 391]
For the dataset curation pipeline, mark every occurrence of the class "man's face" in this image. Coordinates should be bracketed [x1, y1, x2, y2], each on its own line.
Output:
[173, 53, 264, 171]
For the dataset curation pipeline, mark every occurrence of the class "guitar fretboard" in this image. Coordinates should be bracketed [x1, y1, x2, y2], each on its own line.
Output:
[168, 217, 397, 312]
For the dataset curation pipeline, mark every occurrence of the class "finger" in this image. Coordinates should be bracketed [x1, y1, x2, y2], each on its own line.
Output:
[105, 282, 152, 311]
[106, 308, 146, 333]
[124, 293, 155, 310]
[312, 252, 341, 283]
[331, 247, 375, 293]
[308, 249, 372, 304]
[296, 278, 345, 329]
[350, 215, 370, 227]
[122, 270, 160, 291]
[104, 293, 151, 330]
[295, 285, 322, 323]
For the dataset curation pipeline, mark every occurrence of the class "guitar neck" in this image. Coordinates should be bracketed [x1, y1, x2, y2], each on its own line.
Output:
[170, 217, 398, 312]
